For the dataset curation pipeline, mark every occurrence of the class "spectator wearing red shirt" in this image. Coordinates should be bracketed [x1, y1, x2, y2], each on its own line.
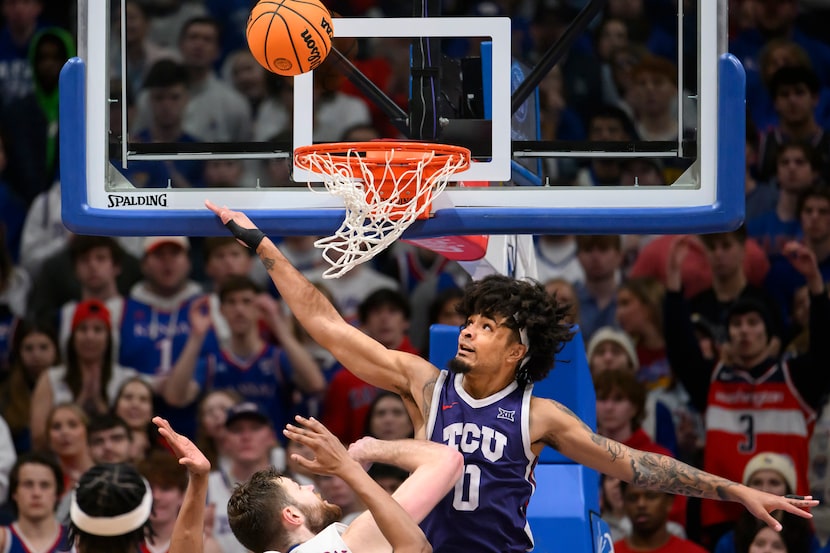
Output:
[322, 289, 419, 444]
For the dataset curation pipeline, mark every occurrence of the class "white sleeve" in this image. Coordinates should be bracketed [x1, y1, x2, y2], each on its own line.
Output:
[0, 416, 17, 503]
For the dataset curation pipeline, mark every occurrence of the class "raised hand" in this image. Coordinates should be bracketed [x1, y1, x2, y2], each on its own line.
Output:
[283, 415, 353, 476]
[205, 200, 265, 251]
[188, 296, 212, 336]
[153, 416, 211, 477]
[783, 241, 819, 277]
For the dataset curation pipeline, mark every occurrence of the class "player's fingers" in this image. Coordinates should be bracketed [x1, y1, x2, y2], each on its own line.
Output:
[284, 425, 317, 445]
[298, 415, 328, 434]
[291, 454, 317, 470]
[759, 510, 783, 532]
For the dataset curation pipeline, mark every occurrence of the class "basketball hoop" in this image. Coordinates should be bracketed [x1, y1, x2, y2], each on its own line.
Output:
[294, 141, 471, 278]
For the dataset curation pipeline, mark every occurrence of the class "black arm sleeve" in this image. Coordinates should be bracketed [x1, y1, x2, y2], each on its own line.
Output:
[788, 290, 830, 410]
[663, 290, 716, 413]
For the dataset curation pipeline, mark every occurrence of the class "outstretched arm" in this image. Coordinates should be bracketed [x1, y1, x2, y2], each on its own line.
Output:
[348, 435, 464, 525]
[284, 416, 437, 553]
[153, 416, 213, 553]
[532, 398, 818, 531]
[206, 200, 439, 424]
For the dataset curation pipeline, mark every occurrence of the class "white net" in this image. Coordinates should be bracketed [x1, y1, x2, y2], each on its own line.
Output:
[295, 144, 469, 279]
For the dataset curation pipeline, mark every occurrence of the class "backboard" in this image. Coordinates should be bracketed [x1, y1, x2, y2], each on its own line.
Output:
[61, 0, 744, 238]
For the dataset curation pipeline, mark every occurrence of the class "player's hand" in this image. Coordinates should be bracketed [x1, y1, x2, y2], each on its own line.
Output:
[347, 436, 380, 471]
[205, 199, 265, 251]
[153, 416, 211, 477]
[283, 415, 352, 476]
[188, 295, 212, 336]
[735, 486, 818, 531]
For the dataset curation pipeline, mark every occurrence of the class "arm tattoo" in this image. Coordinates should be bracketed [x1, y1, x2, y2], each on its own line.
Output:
[421, 378, 436, 422]
[589, 433, 625, 463]
[629, 449, 738, 500]
[261, 255, 275, 271]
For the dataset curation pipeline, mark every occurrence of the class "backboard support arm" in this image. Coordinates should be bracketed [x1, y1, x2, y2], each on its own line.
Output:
[510, 0, 608, 114]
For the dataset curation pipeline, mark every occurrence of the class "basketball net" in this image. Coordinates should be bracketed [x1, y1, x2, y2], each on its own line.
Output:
[295, 142, 470, 278]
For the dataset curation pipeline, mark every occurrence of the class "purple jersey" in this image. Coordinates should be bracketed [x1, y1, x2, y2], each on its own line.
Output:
[421, 370, 537, 552]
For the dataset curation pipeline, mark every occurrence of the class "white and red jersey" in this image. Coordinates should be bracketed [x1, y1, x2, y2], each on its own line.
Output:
[702, 360, 815, 527]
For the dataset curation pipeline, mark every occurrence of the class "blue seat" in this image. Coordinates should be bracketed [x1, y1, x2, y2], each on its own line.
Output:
[429, 324, 612, 553]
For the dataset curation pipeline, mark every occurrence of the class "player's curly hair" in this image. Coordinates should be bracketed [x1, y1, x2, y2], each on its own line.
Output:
[68, 463, 153, 553]
[456, 275, 574, 386]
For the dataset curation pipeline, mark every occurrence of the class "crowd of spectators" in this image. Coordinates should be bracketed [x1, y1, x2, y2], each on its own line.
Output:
[1, 1, 830, 553]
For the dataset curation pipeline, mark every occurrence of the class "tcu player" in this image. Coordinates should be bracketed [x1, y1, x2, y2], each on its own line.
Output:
[208, 200, 819, 553]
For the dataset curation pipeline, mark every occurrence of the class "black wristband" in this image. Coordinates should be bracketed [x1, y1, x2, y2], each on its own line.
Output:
[225, 220, 265, 251]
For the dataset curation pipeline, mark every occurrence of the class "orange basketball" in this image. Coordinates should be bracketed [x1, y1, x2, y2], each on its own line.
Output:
[246, 0, 334, 77]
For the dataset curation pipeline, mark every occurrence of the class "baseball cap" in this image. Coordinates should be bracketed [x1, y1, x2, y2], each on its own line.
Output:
[225, 402, 271, 428]
[742, 452, 797, 494]
[142, 236, 190, 256]
[72, 299, 111, 331]
[586, 327, 639, 371]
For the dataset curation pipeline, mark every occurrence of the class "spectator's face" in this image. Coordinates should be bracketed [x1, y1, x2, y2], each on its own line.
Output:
[115, 380, 154, 430]
[800, 197, 830, 242]
[220, 289, 259, 336]
[35, 38, 66, 92]
[601, 476, 624, 514]
[205, 242, 252, 286]
[124, 1, 147, 46]
[774, 83, 817, 125]
[632, 72, 675, 118]
[148, 84, 188, 130]
[616, 290, 650, 335]
[747, 469, 789, 496]
[727, 312, 768, 360]
[577, 244, 622, 282]
[74, 246, 120, 295]
[2, 0, 41, 32]
[589, 116, 628, 142]
[314, 473, 360, 514]
[12, 462, 58, 520]
[596, 388, 636, 433]
[362, 305, 409, 349]
[149, 483, 184, 525]
[230, 52, 267, 100]
[434, 297, 465, 327]
[591, 341, 632, 374]
[705, 237, 744, 280]
[89, 426, 132, 464]
[749, 526, 787, 553]
[142, 244, 191, 295]
[368, 396, 413, 440]
[756, 0, 798, 34]
[48, 408, 88, 458]
[203, 159, 244, 187]
[596, 19, 628, 62]
[72, 319, 109, 362]
[622, 485, 672, 536]
[19, 331, 57, 379]
[776, 148, 814, 192]
[226, 418, 274, 465]
[179, 22, 219, 69]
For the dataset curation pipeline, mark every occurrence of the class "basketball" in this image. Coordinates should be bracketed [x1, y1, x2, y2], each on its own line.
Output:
[246, 0, 334, 77]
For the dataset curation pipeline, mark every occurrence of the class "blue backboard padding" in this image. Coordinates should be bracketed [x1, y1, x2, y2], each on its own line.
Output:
[527, 465, 603, 553]
[61, 54, 744, 237]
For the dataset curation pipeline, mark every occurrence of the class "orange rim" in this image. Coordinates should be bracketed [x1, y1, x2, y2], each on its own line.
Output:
[294, 141, 471, 172]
